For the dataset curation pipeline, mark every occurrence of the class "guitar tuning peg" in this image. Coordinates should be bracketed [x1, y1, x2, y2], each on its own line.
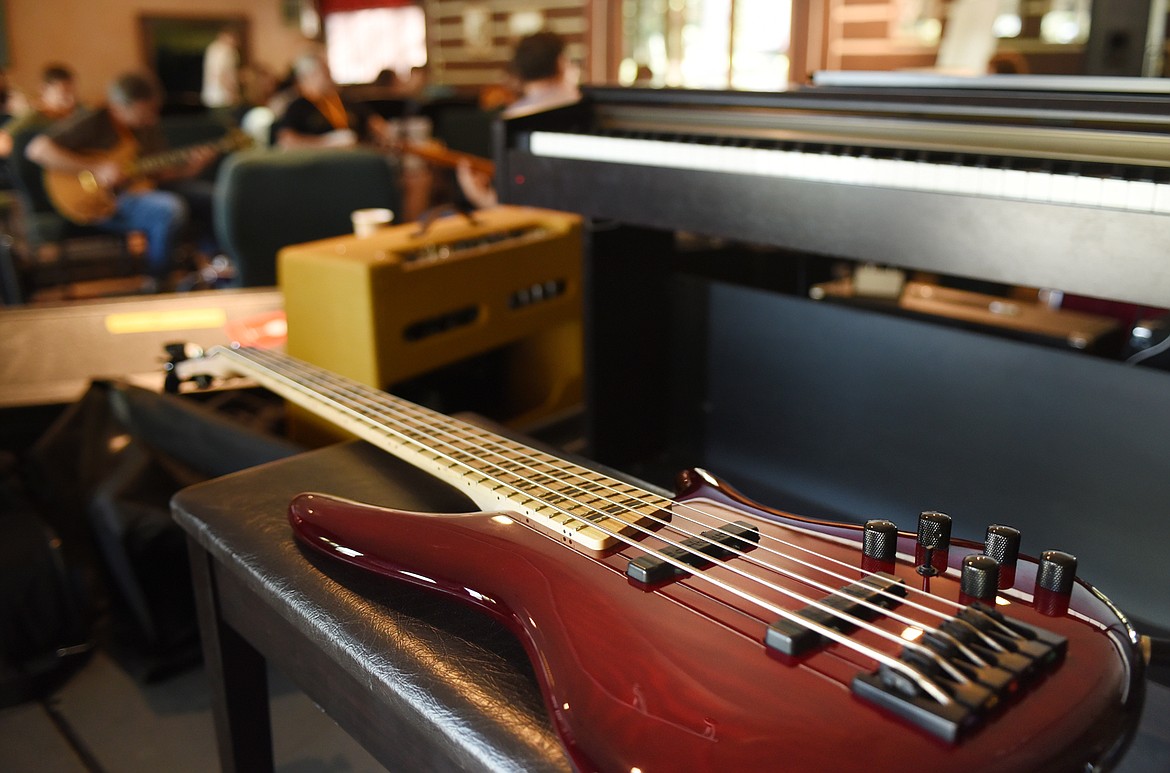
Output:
[163, 342, 206, 393]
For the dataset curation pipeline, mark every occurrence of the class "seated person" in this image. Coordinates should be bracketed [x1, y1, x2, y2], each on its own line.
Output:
[26, 72, 215, 291]
[457, 31, 580, 209]
[0, 63, 79, 158]
[275, 52, 389, 149]
[0, 68, 30, 126]
[501, 31, 580, 118]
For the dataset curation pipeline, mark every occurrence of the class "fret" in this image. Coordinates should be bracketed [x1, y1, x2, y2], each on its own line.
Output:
[212, 346, 670, 550]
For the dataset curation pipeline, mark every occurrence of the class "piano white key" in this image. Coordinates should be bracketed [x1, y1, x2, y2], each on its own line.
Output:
[1125, 180, 1157, 212]
[819, 153, 844, 182]
[1047, 173, 1080, 205]
[933, 164, 962, 195]
[739, 145, 767, 175]
[1023, 171, 1053, 203]
[895, 159, 924, 189]
[1072, 176, 1104, 207]
[954, 165, 984, 195]
[897, 158, 927, 190]
[890, 160, 919, 189]
[851, 156, 879, 186]
[527, 132, 1169, 216]
[976, 167, 1005, 199]
[1001, 169, 1030, 200]
[700, 145, 723, 173]
[1099, 178, 1130, 210]
[715, 145, 739, 174]
[872, 158, 902, 188]
[762, 147, 789, 178]
[1152, 183, 1170, 214]
[734, 146, 762, 176]
[831, 154, 857, 185]
[789, 151, 816, 181]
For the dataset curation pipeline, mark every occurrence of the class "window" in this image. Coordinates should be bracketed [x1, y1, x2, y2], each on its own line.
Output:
[619, 0, 791, 90]
[324, 5, 427, 85]
[1039, 0, 1090, 45]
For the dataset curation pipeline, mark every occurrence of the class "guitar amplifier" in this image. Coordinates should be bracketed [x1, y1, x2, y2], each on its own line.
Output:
[279, 206, 583, 432]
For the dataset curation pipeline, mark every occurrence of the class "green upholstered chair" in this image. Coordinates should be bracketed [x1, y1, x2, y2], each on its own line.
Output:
[212, 147, 401, 287]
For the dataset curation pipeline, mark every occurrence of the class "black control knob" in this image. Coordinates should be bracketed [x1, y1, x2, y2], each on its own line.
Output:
[863, 520, 898, 563]
[917, 511, 952, 551]
[915, 511, 952, 576]
[983, 524, 1021, 569]
[960, 555, 999, 600]
[1037, 550, 1077, 595]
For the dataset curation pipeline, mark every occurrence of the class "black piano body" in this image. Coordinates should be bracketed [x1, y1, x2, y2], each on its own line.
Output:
[499, 77, 1170, 307]
[496, 77, 1170, 639]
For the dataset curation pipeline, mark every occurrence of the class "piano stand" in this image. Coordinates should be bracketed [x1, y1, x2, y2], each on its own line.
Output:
[173, 440, 571, 773]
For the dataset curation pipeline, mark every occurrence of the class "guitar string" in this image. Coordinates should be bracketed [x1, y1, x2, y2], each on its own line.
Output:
[129, 133, 245, 176]
[229, 347, 960, 698]
[235, 347, 980, 691]
[259, 350, 1005, 668]
[268, 355, 981, 636]
[196, 344, 948, 621]
[242, 344, 966, 620]
[243, 348, 1010, 665]
[346, 387, 1010, 664]
[239, 347, 1011, 665]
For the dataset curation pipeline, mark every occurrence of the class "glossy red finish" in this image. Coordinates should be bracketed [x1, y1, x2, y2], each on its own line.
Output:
[288, 471, 1144, 773]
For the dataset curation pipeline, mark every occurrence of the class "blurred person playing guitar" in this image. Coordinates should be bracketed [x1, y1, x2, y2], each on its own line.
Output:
[26, 72, 217, 291]
[275, 52, 390, 149]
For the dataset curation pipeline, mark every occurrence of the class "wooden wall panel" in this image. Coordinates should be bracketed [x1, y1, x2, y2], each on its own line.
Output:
[821, 0, 1088, 76]
[425, 0, 589, 87]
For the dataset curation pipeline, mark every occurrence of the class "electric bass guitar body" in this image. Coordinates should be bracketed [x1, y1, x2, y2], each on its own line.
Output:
[175, 346, 1145, 772]
[289, 480, 1143, 773]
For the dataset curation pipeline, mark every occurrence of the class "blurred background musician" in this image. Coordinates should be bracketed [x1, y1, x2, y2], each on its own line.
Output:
[25, 72, 215, 291]
[274, 52, 390, 150]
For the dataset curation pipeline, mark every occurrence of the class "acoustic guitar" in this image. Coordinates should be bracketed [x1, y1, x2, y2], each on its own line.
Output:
[44, 130, 251, 225]
[172, 344, 1147, 772]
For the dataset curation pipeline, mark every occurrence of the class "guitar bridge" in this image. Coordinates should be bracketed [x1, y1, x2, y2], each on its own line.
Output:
[851, 603, 1068, 742]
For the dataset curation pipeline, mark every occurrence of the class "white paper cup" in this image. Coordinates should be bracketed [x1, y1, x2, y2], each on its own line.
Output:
[352, 208, 394, 237]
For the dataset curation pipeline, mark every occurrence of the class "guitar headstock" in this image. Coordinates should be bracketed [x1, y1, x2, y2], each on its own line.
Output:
[163, 343, 241, 393]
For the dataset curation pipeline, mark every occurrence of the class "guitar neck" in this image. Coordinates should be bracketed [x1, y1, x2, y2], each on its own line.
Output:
[205, 346, 661, 549]
[129, 144, 201, 177]
[128, 133, 241, 177]
[399, 139, 495, 176]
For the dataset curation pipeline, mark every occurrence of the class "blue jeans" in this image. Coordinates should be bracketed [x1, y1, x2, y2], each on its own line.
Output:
[98, 190, 189, 280]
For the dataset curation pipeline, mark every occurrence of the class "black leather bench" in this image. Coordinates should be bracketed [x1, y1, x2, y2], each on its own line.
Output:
[172, 440, 570, 772]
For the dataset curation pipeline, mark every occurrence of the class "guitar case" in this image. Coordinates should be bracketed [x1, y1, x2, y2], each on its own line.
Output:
[0, 452, 91, 708]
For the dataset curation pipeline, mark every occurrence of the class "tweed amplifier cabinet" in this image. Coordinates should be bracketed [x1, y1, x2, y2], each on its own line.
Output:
[279, 206, 582, 431]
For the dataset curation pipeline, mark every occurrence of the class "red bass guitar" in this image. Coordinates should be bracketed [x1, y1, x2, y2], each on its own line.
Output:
[176, 345, 1146, 772]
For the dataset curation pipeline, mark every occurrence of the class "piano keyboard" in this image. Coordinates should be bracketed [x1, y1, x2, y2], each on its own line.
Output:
[529, 131, 1170, 215]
